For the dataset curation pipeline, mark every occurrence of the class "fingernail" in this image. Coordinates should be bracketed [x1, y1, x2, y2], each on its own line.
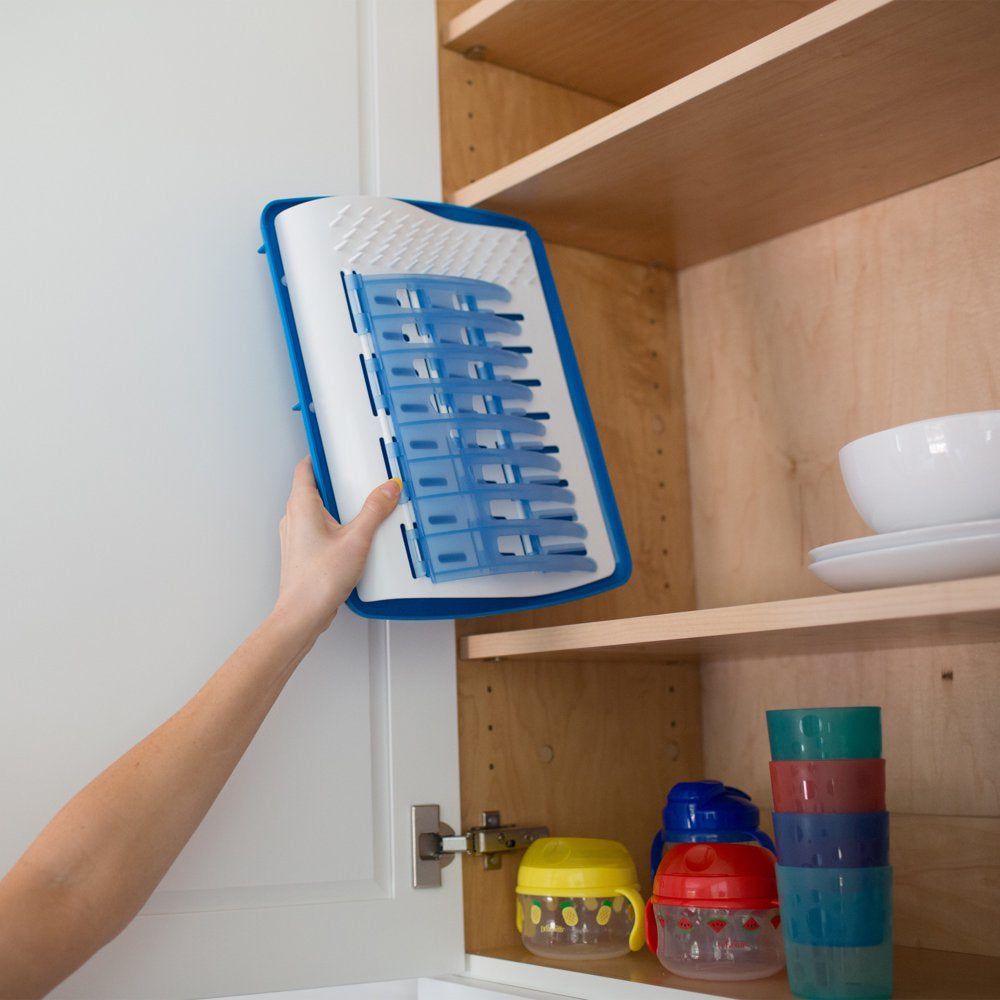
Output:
[380, 477, 403, 499]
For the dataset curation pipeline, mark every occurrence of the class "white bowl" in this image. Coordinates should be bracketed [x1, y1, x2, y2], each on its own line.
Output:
[838, 410, 1000, 533]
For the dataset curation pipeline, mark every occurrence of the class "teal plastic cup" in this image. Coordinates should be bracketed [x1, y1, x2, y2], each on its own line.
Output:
[767, 707, 881, 760]
[783, 940, 892, 999]
[776, 865, 891, 948]
[777, 865, 892, 998]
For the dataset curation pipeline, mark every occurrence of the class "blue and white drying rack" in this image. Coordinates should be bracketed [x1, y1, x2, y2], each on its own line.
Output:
[260, 196, 630, 619]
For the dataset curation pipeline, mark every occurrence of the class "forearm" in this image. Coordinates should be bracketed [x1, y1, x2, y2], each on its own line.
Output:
[0, 608, 323, 998]
[0, 460, 399, 999]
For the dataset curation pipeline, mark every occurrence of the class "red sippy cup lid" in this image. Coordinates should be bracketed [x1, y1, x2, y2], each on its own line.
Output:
[651, 842, 778, 909]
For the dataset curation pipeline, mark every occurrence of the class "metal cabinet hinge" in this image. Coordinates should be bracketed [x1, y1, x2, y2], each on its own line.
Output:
[411, 804, 548, 888]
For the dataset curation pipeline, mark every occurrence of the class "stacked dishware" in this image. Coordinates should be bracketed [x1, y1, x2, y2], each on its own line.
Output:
[808, 410, 1000, 591]
[767, 707, 892, 999]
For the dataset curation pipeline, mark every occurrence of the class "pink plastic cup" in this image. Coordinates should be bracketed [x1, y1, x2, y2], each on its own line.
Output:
[769, 759, 885, 814]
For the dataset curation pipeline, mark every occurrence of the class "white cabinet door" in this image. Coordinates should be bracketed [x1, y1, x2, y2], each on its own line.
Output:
[0, 1, 463, 996]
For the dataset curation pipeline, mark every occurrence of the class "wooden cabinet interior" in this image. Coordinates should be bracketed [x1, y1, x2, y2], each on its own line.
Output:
[449, 0, 1000, 269]
[442, 0, 829, 104]
[438, 0, 1000, 993]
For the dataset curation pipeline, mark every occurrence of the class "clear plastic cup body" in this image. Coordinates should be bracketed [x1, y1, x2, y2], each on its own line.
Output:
[517, 893, 636, 959]
[649, 903, 785, 981]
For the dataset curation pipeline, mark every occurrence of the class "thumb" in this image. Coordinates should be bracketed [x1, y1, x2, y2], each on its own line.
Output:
[346, 478, 402, 541]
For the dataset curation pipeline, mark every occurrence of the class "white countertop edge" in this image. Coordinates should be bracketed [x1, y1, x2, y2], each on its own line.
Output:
[459, 955, 725, 1000]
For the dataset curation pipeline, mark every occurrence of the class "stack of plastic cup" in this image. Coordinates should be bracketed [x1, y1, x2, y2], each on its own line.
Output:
[766, 707, 892, 999]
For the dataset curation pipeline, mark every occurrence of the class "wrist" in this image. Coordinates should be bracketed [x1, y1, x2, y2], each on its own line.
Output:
[266, 600, 331, 651]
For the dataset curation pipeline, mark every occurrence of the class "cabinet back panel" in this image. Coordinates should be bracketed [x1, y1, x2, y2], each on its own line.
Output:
[679, 157, 1000, 610]
[686, 159, 1000, 957]
[702, 644, 1000, 819]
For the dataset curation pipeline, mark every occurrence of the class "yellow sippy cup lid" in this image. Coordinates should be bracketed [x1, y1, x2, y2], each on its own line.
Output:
[516, 837, 640, 896]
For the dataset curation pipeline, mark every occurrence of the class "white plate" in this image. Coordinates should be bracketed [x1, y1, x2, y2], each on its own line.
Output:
[809, 518, 1000, 562]
[808, 532, 1000, 592]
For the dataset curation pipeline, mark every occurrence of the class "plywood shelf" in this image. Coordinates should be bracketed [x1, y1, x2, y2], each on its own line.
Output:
[443, 0, 828, 105]
[460, 575, 1000, 662]
[451, 0, 1000, 268]
[468, 943, 1000, 999]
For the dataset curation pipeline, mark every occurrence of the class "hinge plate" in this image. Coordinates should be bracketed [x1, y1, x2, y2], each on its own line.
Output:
[411, 805, 548, 888]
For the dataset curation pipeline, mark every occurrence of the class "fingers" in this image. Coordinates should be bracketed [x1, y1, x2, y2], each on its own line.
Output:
[287, 457, 337, 520]
[289, 457, 319, 501]
[347, 478, 402, 541]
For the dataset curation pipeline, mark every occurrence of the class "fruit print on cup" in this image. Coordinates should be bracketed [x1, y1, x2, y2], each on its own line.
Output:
[515, 837, 645, 959]
[645, 843, 785, 981]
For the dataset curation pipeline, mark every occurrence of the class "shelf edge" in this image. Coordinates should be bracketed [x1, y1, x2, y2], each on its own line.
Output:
[442, 0, 516, 49]
[451, 0, 892, 210]
[460, 574, 1000, 661]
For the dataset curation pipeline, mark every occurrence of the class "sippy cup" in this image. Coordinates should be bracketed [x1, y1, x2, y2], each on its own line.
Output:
[650, 780, 776, 880]
[516, 837, 645, 959]
[646, 842, 785, 981]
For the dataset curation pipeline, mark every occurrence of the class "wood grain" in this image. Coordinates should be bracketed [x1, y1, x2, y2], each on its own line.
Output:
[701, 640, 1000, 818]
[680, 157, 1000, 609]
[438, 0, 1000, 979]
[891, 814, 1000, 958]
[453, 0, 1000, 268]
[471, 942, 1000, 997]
[438, 1, 615, 200]
[461, 575, 1000, 661]
[457, 656, 702, 952]
[443, 0, 828, 104]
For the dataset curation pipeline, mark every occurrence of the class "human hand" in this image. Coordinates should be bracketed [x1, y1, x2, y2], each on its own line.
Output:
[273, 458, 401, 635]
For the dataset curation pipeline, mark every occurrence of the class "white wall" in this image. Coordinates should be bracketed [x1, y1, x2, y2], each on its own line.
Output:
[0, 2, 455, 997]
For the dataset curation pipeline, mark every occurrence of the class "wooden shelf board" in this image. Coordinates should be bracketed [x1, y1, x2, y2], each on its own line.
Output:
[443, 0, 829, 105]
[468, 943, 1000, 999]
[451, 0, 1000, 268]
[460, 575, 1000, 661]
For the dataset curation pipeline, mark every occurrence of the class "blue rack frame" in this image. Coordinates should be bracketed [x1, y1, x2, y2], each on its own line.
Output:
[259, 197, 630, 620]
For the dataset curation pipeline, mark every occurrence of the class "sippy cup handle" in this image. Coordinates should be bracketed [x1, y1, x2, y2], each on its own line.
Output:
[618, 886, 646, 951]
[752, 828, 777, 854]
[644, 897, 658, 953]
[515, 896, 523, 934]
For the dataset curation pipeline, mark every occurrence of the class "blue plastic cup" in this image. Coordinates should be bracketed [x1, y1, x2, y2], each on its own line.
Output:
[767, 707, 881, 760]
[776, 865, 891, 948]
[773, 812, 889, 868]
[784, 939, 893, 999]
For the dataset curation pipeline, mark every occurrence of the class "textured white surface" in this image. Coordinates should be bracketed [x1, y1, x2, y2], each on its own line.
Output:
[276, 195, 616, 603]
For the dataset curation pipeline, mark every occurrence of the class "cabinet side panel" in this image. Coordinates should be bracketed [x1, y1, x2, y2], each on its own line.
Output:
[457, 657, 701, 953]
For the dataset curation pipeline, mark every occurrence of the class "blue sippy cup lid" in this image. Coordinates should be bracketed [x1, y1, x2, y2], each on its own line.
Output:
[663, 780, 761, 837]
